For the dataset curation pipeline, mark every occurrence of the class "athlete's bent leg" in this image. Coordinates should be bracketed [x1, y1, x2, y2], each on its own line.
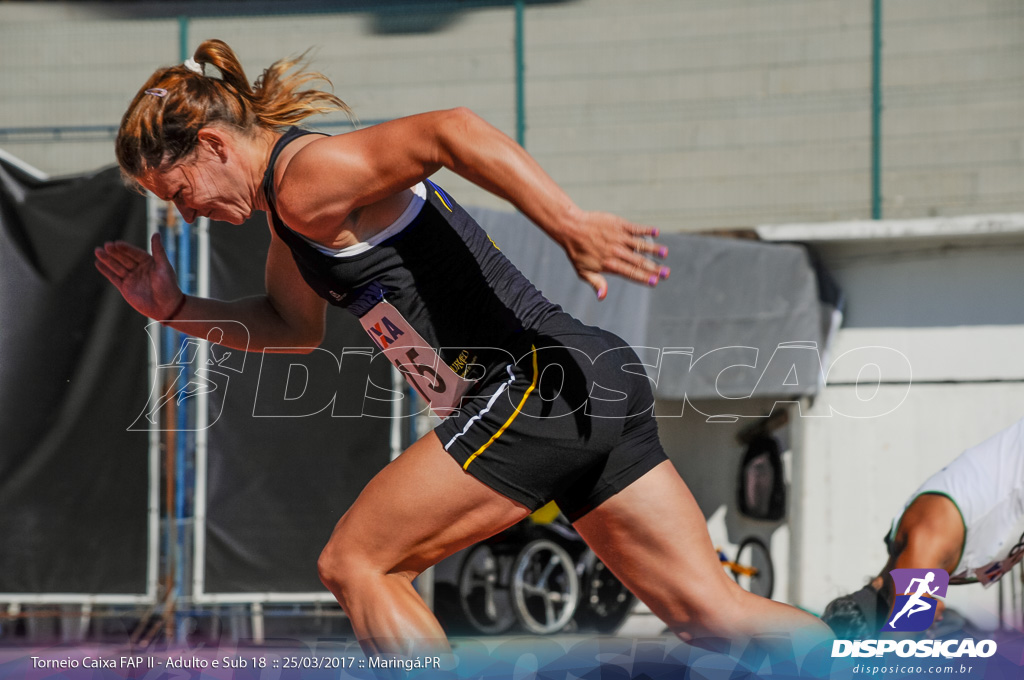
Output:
[317, 432, 531, 656]
[572, 460, 832, 646]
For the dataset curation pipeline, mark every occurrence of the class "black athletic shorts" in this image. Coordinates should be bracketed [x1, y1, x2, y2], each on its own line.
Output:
[434, 314, 667, 522]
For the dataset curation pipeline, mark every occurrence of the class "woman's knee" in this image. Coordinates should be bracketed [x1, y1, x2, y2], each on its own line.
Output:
[317, 517, 372, 593]
[657, 580, 747, 638]
[316, 521, 419, 597]
[317, 542, 357, 594]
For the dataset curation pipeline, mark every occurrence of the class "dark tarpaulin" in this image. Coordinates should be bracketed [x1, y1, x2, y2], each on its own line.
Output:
[0, 157, 150, 595]
[643, 233, 838, 400]
[202, 217, 392, 594]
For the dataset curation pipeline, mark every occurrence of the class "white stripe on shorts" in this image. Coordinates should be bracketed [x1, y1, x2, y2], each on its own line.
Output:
[444, 364, 516, 451]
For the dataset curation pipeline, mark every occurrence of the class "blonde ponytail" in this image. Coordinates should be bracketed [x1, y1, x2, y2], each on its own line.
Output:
[116, 39, 350, 182]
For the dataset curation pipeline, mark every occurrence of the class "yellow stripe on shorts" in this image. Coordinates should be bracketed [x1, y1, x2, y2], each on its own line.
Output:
[463, 345, 538, 470]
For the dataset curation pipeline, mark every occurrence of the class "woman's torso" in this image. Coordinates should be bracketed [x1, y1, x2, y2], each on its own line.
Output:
[262, 127, 571, 404]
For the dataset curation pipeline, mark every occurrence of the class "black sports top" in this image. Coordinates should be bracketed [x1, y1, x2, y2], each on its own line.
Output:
[261, 127, 563, 393]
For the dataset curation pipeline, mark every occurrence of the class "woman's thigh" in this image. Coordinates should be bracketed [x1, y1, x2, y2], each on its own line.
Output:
[571, 460, 739, 619]
[324, 431, 532, 576]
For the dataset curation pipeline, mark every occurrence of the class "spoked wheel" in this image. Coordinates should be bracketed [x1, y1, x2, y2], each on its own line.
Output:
[458, 544, 516, 634]
[511, 539, 579, 634]
[574, 549, 636, 633]
[733, 537, 774, 599]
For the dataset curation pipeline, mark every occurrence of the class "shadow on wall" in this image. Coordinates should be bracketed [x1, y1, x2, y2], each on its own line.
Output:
[83, 0, 578, 35]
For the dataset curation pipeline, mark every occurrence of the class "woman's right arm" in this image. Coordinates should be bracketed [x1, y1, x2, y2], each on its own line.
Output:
[95, 231, 326, 353]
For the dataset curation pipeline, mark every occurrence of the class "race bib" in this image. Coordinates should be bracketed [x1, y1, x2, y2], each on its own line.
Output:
[359, 301, 475, 418]
[976, 532, 1024, 587]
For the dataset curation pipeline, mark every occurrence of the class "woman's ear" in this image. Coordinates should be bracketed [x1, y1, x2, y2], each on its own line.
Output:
[196, 127, 229, 163]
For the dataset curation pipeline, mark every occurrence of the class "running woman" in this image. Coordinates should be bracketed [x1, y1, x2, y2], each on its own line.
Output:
[823, 415, 1024, 638]
[96, 40, 830, 655]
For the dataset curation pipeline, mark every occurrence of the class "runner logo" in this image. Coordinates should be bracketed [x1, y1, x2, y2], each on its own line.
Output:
[884, 568, 948, 632]
[130, 321, 248, 432]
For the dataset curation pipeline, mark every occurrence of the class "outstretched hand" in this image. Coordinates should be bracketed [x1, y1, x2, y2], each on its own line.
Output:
[559, 210, 669, 300]
[94, 233, 184, 319]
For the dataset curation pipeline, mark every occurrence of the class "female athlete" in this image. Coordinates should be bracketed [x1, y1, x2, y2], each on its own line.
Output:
[95, 40, 830, 655]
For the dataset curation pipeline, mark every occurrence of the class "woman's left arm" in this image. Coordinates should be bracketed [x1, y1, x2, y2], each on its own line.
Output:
[278, 108, 668, 300]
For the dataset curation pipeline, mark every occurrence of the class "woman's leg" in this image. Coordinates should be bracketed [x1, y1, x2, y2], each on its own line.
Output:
[317, 431, 531, 656]
[572, 460, 832, 646]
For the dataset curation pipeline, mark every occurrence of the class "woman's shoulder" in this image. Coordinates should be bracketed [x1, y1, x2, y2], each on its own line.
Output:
[272, 134, 350, 234]
[273, 132, 332, 189]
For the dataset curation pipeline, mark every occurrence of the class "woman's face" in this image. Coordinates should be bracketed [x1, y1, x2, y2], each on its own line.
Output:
[137, 129, 256, 225]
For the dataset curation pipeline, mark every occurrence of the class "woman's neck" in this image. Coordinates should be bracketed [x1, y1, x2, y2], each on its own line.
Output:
[250, 127, 283, 214]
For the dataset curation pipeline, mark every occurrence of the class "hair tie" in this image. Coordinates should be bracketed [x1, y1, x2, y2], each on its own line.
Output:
[183, 58, 204, 75]
[144, 88, 168, 97]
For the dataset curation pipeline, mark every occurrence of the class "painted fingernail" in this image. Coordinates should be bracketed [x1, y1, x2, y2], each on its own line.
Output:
[648, 275, 658, 286]
[658, 247, 668, 258]
[660, 267, 671, 279]
[651, 228, 660, 238]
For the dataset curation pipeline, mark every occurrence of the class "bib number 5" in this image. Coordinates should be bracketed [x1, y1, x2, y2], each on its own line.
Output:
[395, 347, 446, 394]
[359, 301, 472, 417]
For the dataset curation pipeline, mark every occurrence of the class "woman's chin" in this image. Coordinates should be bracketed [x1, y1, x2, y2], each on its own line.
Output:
[210, 205, 252, 225]
[231, 208, 255, 225]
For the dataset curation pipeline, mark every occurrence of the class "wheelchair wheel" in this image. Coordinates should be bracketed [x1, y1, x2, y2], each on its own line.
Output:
[511, 539, 579, 634]
[457, 544, 516, 634]
[733, 537, 774, 599]
[574, 549, 636, 633]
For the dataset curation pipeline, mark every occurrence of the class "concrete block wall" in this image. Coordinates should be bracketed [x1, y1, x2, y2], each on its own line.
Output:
[524, 0, 873, 229]
[0, 0, 1021, 229]
[0, 14, 178, 175]
[881, 0, 1024, 219]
